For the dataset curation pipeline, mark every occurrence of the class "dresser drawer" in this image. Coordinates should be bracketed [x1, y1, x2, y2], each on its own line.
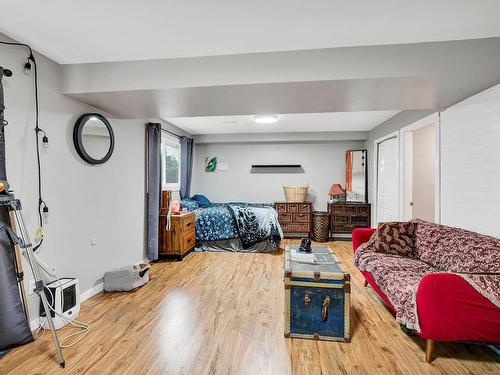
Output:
[345, 206, 356, 214]
[330, 205, 344, 214]
[181, 230, 195, 251]
[351, 216, 369, 224]
[298, 203, 311, 213]
[287, 204, 299, 213]
[332, 225, 354, 233]
[279, 213, 293, 223]
[332, 215, 349, 223]
[181, 215, 195, 232]
[356, 206, 370, 215]
[282, 223, 310, 233]
[275, 203, 288, 213]
[293, 213, 310, 223]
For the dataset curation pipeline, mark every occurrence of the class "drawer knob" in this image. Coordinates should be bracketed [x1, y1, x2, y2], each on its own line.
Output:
[322, 296, 331, 321]
[303, 294, 311, 305]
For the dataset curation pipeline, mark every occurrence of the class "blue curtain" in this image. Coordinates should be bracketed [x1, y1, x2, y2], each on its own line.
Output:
[146, 123, 161, 261]
[180, 137, 193, 199]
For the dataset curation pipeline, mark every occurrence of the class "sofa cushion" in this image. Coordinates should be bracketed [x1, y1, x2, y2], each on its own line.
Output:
[375, 221, 416, 257]
[412, 219, 500, 273]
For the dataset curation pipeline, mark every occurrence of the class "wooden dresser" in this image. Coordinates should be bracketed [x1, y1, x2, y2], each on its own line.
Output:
[328, 202, 371, 240]
[275, 202, 313, 238]
[159, 211, 196, 259]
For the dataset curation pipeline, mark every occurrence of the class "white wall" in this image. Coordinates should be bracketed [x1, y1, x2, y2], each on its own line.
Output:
[441, 84, 500, 238]
[367, 84, 500, 237]
[365, 110, 435, 223]
[191, 141, 365, 210]
[1, 35, 147, 321]
[412, 124, 436, 222]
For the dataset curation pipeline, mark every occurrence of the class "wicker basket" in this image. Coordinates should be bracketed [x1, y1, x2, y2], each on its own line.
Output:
[282, 185, 309, 203]
[312, 211, 330, 242]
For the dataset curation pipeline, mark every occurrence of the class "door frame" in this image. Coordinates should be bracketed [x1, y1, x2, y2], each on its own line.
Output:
[399, 112, 441, 223]
[373, 131, 400, 226]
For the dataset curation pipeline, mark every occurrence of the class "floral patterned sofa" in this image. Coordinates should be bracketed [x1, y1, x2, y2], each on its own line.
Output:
[353, 219, 500, 363]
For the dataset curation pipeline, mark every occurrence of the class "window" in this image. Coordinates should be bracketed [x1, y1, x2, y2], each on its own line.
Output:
[161, 131, 181, 190]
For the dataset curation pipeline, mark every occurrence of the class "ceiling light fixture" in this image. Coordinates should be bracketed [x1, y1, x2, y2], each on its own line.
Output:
[253, 114, 279, 124]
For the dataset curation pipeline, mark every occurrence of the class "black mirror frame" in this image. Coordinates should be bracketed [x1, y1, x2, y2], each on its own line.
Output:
[73, 113, 115, 165]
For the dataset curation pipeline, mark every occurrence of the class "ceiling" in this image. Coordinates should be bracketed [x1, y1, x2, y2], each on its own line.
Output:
[1, 0, 499, 64]
[167, 111, 401, 135]
[64, 36, 500, 130]
[2, 2, 499, 137]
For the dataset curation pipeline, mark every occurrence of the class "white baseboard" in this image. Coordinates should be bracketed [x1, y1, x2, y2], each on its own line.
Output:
[80, 282, 104, 302]
[30, 318, 39, 331]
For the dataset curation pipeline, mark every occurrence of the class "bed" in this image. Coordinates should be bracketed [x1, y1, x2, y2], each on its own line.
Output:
[181, 196, 283, 252]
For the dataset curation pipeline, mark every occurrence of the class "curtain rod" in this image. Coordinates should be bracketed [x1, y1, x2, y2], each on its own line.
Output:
[161, 127, 185, 139]
[147, 122, 187, 139]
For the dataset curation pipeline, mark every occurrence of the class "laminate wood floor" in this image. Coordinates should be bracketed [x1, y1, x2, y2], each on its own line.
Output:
[1, 240, 499, 375]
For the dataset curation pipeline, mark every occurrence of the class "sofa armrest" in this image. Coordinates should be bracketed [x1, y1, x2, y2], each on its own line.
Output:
[352, 228, 376, 253]
[416, 273, 500, 342]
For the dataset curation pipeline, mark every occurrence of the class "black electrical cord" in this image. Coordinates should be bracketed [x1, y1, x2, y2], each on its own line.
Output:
[0, 40, 48, 251]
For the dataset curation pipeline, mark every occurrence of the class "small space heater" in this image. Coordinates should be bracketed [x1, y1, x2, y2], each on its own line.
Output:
[40, 278, 80, 330]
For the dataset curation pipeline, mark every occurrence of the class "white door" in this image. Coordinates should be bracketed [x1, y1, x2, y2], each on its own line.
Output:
[411, 123, 436, 222]
[376, 137, 399, 223]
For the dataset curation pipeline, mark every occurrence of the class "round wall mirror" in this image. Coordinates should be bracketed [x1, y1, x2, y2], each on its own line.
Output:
[73, 113, 114, 165]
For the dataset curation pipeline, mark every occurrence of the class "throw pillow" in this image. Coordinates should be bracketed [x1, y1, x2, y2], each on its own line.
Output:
[180, 198, 200, 212]
[375, 221, 416, 257]
[192, 194, 212, 208]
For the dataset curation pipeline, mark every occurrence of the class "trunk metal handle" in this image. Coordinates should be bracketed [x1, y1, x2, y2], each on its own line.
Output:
[303, 294, 311, 305]
[322, 296, 331, 321]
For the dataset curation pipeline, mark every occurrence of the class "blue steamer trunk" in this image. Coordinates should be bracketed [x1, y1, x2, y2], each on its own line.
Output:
[284, 245, 350, 341]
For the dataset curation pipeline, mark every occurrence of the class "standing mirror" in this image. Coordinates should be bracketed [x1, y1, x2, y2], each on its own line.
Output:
[345, 150, 368, 203]
[73, 113, 114, 165]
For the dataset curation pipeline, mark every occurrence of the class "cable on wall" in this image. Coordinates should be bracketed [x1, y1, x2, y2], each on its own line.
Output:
[0, 40, 49, 251]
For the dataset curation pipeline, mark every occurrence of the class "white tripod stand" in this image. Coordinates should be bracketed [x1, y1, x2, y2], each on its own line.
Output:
[1, 194, 65, 368]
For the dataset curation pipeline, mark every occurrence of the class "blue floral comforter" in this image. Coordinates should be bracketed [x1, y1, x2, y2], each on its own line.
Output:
[194, 203, 282, 248]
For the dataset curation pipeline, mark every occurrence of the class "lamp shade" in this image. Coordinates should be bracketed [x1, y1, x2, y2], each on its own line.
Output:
[329, 184, 344, 196]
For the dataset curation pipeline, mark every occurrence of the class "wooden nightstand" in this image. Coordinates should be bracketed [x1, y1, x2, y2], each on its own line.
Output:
[159, 211, 196, 259]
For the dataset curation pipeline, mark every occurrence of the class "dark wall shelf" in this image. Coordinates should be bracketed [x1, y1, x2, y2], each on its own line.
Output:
[250, 164, 304, 173]
[252, 164, 301, 168]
